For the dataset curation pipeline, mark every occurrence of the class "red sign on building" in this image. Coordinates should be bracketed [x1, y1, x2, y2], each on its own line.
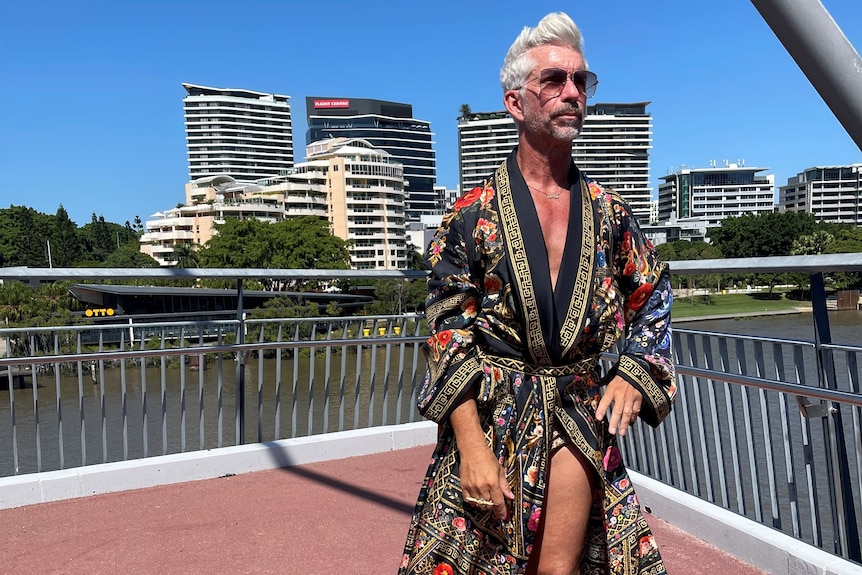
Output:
[313, 99, 350, 109]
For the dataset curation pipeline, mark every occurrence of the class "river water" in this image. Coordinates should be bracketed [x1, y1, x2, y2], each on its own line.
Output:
[678, 309, 862, 345]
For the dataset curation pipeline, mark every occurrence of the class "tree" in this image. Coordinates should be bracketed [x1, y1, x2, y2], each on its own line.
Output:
[198, 216, 351, 289]
[102, 243, 160, 268]
[269, 216, 351, 271]
[168, 243, 200, 268]
[825, 226, 862, 254]
[197, 218, 274, 269]
[458, 103, 473, 120]
[0, 205, 52, 267]
[709, 212, 815, 258]
[79, 214, 142, 265]
[791, 230, 834, 255]
[50, 205, 81, 267]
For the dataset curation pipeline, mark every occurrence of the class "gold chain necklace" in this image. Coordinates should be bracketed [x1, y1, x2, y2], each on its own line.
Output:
[527, 184, 568, 200]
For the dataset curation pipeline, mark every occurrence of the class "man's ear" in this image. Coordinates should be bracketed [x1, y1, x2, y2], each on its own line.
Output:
[503, 90, 525, 123]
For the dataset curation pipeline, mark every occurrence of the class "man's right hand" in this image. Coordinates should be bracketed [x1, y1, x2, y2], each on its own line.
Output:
[458, 444, 514, 520]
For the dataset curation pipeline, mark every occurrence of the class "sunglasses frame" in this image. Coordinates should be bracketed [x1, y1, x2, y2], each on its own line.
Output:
[521, 67, 599, 100]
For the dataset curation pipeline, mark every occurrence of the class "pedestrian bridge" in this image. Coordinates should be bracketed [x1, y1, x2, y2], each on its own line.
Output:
[0, 255, 860, 574]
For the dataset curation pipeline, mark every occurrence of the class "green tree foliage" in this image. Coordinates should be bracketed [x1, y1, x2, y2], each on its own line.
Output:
[824, 226, 862, 254]
[0, 205, 53, 267]
[198, 216, 350, 289]
[246, 295, 342, 355]
[0, 281, 85, 357]
[50, 205, 81, 267]
[709, 212, 816, 258]
[791, 230, 835, 255]
[168, 243, 200, 268]
[654, 240, 723, 290]
[366, 279, 427, 315]
[102, 242, 160, 268]
[78, 213, 137, 264]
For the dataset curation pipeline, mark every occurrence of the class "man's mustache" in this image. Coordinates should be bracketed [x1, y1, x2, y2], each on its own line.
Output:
[550, 106, 582, 119]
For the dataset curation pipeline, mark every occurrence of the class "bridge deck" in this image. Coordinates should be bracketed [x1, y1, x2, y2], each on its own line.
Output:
[0, 444, 766, 574]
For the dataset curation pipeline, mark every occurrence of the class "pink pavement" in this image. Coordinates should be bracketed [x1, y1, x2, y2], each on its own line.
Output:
[0, 445, 766, 574]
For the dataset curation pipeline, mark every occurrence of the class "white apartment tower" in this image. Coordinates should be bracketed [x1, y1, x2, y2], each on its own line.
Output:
[260, 138, 410, 270]
[779, 164, 862, 224]
[183, 83, 294, 181]
[457, 103, 653, 222]
[140, 176, 288, 266]
[657, 161, 775, 228]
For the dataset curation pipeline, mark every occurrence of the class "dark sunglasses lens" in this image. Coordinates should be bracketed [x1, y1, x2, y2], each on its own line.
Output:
[540, 69, 568, 86]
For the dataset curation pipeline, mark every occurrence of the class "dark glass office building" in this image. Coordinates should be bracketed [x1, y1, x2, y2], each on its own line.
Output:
[306, 97, 439, 220]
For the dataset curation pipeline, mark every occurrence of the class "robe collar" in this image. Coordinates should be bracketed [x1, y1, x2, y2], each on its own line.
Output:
[494, 150, 597, 365]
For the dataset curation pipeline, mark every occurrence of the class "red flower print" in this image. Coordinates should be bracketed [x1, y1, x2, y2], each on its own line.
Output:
[434, 562, 455, 575]
[622, 231, 632, 252]
[527, 508, 542, 531]
[479, 185, 495, 206]
[476, 218, 498, 242]
[624, 259, 636, 276]
[627, 283, 654, 312]
[436, 331, 453, 347]
[454, 187, 483, 210]
[461, 300, 477, 316]
[452, 516, 467, 531]
[484, 274, 503, 293]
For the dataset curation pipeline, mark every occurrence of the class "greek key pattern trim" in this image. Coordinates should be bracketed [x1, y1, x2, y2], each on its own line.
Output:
[495, 161, 551, 366]
[617, 355, 670, 422]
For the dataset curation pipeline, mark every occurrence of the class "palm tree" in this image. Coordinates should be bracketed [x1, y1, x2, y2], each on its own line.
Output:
[458, 103, 473, 120]
[168, 243, 200, 268]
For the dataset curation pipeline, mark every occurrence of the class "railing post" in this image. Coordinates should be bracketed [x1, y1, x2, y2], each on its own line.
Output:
[810, 272, 860, 561]
[236, 278, 246, 445]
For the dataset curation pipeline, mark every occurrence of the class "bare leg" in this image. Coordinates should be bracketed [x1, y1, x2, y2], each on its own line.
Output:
[526, 445, 596, 575]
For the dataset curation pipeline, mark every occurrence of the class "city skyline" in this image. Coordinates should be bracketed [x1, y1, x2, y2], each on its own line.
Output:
[1, 0, 860, 227]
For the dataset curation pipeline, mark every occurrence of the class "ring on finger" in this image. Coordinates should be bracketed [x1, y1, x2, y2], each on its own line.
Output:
[464, 495, 495, 507]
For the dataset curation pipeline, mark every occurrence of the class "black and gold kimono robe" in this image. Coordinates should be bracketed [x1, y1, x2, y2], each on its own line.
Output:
[399, 151, 676, 575]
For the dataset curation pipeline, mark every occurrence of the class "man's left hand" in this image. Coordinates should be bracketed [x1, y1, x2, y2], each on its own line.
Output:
[595, 376, 642, 436]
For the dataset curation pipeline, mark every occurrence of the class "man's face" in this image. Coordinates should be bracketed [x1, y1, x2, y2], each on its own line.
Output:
[518, 45, 588, 142]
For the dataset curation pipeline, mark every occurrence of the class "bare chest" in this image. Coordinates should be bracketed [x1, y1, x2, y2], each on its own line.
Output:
[534, 199, 570, 289]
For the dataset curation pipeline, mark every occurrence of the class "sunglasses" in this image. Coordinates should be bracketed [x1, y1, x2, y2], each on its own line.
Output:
[521, 68, 599, 100]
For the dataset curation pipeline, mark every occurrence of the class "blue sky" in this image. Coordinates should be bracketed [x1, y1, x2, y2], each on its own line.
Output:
[1, 0, 860, 228]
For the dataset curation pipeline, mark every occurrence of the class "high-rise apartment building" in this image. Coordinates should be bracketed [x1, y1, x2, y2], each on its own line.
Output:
[779, 164, 862, 224]
[306, 97, 437, 220]
[657, 161, 775, 228]
[140, 176, 287, 266]
[457, 103, 653, 221]
[142, 139, 409, 270]
[183, 83, 294, 181]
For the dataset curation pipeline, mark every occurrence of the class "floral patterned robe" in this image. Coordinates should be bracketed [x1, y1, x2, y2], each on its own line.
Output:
[399, 151, 676, 575]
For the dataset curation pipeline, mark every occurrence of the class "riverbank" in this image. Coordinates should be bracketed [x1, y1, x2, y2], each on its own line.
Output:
[673, 308, 810, 323]
[670, 292, 814, 321]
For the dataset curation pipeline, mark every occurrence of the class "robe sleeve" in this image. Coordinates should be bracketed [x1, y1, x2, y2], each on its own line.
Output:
[416, 203, 484, 423]
[607, 195, 677, 427]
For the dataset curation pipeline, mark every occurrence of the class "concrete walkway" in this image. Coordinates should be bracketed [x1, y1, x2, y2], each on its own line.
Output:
[0, 444, 767, 575]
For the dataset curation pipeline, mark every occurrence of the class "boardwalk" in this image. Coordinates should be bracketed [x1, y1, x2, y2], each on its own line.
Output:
[0, 444, 767, 575]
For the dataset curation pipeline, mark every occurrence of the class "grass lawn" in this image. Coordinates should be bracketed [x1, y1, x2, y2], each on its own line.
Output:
[671, 292, 805, 319]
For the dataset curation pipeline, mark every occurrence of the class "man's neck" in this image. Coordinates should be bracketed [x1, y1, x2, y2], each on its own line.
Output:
[516, 139, 574, 188]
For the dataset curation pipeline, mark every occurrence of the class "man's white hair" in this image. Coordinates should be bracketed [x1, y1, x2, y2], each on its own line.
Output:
[500, 12, 588, 92]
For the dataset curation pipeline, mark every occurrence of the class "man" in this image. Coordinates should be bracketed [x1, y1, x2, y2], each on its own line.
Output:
[399, 12, 675, 575]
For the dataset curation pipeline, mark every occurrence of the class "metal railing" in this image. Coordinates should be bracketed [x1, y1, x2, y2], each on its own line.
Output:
[1, 255, 861, 563]
[614, 330, 862, 563]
